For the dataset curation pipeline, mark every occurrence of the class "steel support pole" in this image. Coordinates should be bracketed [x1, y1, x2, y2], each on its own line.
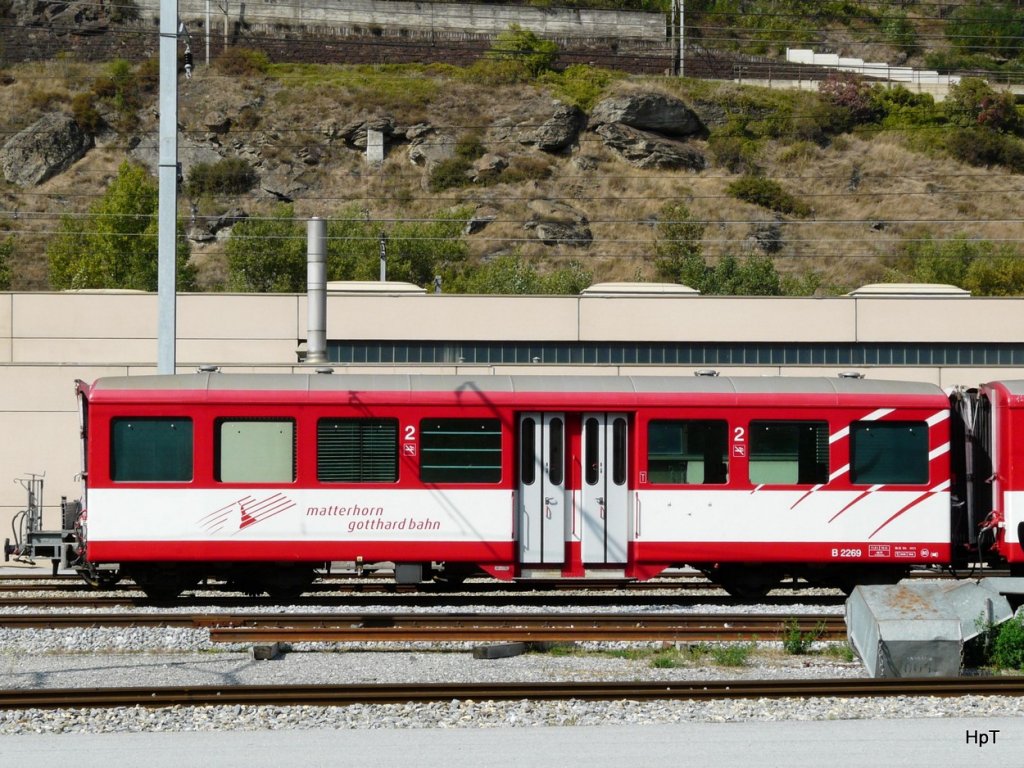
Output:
[157, 0, 179, 374]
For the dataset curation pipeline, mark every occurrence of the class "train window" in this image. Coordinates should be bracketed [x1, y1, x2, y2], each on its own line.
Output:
[318, 419, 398, 483]
[549, 417, 564, 486]
[420, 418, 502, 483]
[850, 421, 929, 485]
[612, 417, 627, 486]
[647, 420, 728, 485]
[584, 418, 600, 486]
[111, 417, 193, 482]
[217, 419, 295, 483]
[749, 421, 828, 485]
[520, 418, 537, 486]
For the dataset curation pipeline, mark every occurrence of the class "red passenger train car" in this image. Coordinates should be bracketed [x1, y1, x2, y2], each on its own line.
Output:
[66, 370, 969, 598]
[954, 380, 1024, 574]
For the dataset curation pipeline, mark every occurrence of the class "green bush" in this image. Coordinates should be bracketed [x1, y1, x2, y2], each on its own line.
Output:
[539, 64, 622, 111]
[428, 157, 473, 192]
[782, 618, 826, 655]
[108, 0, 139, 22]
[708, 134, 760, 173]
[945, 1, 1024, 59]
[70, 92, 102, 134]
[214, 47, 271, 77]
[945, 77, 1021, 133]
[185, 158, 259, 197]
[0, 237, 12, 290]
[944, 128, 1024, 173]
[726, 175, 811, 217]
[711, 643, 754, 667]
[486, 24, 558, 77]
[990, 614, 1024, 670]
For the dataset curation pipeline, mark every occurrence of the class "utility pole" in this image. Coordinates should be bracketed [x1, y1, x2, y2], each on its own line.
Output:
[157, 1, 181, 374]
[205, 0, 211, 66]
[379, 233, 388, 282]
[678, 0, 685, 78]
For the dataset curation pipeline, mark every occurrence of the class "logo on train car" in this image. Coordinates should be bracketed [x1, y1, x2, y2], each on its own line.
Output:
[200, 494, 297, 535]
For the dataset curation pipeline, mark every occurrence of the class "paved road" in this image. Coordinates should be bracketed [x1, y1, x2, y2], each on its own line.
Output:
[1, 718, 1018, 767]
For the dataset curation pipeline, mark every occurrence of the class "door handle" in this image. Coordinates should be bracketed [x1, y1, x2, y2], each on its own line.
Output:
[544, 496, 558, 504]
[597, 496, 605, 519]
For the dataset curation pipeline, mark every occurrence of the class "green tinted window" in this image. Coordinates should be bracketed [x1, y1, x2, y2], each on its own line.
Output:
[851, 421, 928, 485]
[421, 418, 501, 483]
[218, 419, 295, 483]
[647, 420, 728, 485]
[318, 419, 398, 482]
[111, 417, 192, 482]
[749, 420, 829, 485]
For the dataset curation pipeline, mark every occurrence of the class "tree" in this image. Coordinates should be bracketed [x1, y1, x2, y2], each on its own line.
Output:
[704, 253, 782, 296]
[487, 25, 559, 77]
[0, 237, 11, 290]
[946, 2, 1024, 59]
[225, 205, 306, 292]
[48, 161, 195, 291]
[450, 254, 592, 295]
[653, 202, 707, 288]
[885, 234, 1024, 296]
[945, 77, 1021, 133]
[226, 206, 472, 292]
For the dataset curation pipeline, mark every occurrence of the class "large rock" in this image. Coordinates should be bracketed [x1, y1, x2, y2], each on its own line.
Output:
[525, 200, 592, 248]
[408, 130, 456, 170]
[0, 113, 93, 186]
[340, 116, 397, 149]
[492, 99, 585, 153]
[261, 163, 311, 202]
[590, 93, 704, 137]
[595, 123, 706, 170]
[10, 0, 107, 30]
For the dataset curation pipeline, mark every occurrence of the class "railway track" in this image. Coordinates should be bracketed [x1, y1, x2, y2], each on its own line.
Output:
[1, 677, 1022, 710]
[0, 592, 849, 609]
[0, 611, 846, 642]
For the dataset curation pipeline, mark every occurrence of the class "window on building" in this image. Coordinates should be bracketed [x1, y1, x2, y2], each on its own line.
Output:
[748, 420, 829, 485]
[421, 418, 502, 483]
[111, 417, 193, 482]
[850, 421, 928, 484]
[318, 419, 398, 483]
[647, 420, 728, 485]
[217, 419, 295, 483]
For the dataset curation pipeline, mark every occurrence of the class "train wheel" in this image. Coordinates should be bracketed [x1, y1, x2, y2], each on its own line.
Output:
[128, 567, 199, 601]
[713, 566, 782, 600]
[260, 566, 316, 600]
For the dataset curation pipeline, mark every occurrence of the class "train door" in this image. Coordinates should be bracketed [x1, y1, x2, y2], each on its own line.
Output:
[581, 413, 629, 564]
[518, 413, 566, 564]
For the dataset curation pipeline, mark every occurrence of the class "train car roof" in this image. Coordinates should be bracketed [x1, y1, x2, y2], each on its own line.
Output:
[984, 380, 1024, 396]
[85, 372, 945, 397]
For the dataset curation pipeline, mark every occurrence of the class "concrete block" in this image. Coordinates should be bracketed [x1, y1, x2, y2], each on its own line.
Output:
[472, 643, 528, 660]
[846, 579, 1018, 677]
[252, 642, 285, 660]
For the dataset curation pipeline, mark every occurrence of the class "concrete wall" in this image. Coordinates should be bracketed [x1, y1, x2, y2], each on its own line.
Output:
[3, 289, 1024, 542]
[148, 0, 667, 41]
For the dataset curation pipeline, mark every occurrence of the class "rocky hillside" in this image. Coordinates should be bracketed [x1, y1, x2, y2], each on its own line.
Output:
[1, 40, 1023, 294]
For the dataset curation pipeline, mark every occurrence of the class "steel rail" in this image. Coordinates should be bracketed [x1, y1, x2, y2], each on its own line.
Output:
[1, 677, 1023, 710]
[0, 593, 850, 609]
[202, 612, 844, 642]
[0, 611, 846, 640]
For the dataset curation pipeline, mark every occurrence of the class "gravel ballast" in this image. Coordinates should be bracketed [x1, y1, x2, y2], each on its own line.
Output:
[1, 626, 1023, 734]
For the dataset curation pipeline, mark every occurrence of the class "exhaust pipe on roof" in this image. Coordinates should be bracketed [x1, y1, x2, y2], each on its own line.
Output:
[306, 217, 328, 364]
